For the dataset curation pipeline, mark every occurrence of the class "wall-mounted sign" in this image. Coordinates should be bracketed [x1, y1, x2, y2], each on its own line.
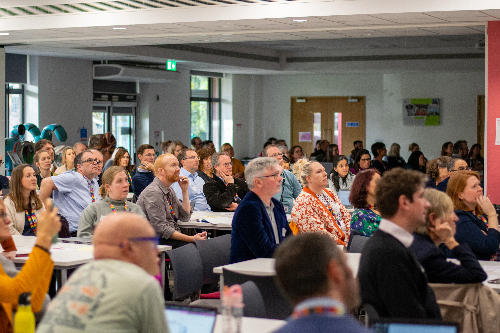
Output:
[298, 132, 311, 142]
[346, 122, 359, 127]
[166, 60, 177, 71]
[403, 98, 440, 126]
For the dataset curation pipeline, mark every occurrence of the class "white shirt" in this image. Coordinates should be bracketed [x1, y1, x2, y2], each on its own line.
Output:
[378, 218, 414, 248]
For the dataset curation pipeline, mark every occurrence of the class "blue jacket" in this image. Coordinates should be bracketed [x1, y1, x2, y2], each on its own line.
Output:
[230, 191, 292, 264]
[454, 210, 500, 260]
[274, 316, 370, 333]
[132, 169, 155, 198]
[273, 169, 302, 212]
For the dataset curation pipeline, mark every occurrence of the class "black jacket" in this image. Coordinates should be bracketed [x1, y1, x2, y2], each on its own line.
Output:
[203, 175, 249, 212]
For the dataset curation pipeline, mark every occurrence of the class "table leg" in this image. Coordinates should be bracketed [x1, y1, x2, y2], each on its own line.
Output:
[60, 269, 68, 285]
[160, 252, 166, 290]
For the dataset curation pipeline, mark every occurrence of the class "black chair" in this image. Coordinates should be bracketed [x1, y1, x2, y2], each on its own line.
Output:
[223, 268, 292, 320]
[195, 234, 231, 285]
[240, 281, 266, 318]
[363, 303, 379, 327]
[347, 229, 368, 253]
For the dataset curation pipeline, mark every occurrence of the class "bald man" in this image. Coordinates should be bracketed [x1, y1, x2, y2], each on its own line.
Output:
[38, 213, 168, 333]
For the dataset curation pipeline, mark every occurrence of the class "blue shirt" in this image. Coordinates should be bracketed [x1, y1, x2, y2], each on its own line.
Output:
[132, 168, 155, 197]
[273, 169, 302, 213]
[52, 171, 101, 232]
[171, 168, 211, 211]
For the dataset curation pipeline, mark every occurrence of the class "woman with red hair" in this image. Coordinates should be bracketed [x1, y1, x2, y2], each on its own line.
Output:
[349, 169, 381, 237]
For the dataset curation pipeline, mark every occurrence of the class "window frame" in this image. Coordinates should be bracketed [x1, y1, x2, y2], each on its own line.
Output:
[190, 76, 222, 146]
[5, 83, 25, 136]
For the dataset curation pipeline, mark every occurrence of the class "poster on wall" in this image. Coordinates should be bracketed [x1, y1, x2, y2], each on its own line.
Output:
[298, 132, 312, 142]
[403, 98, 440, 126]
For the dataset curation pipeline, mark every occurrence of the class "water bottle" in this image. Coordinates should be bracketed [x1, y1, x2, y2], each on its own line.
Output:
[14, 292, 35, 333]
[221, 285, 244, 333]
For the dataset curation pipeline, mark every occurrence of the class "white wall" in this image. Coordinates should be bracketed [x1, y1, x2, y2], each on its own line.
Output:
[38, 56, 93, 146]
[137, 70, 191, 155]
[232, 71, 484, 161]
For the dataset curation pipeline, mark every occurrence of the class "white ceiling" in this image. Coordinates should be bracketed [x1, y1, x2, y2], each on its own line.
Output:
[0, 0, 496, 73]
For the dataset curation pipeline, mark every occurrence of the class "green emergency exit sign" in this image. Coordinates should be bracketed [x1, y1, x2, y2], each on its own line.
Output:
[166, 60, 177, 71]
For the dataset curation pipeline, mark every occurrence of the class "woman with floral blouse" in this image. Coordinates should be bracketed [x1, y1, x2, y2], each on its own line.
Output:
[349, 169, 382, 237]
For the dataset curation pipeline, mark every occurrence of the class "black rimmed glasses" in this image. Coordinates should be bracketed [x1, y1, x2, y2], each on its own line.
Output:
[82, 158, 102, 165]
[258, 172, 283, 180]
[128, 236, 160, 246]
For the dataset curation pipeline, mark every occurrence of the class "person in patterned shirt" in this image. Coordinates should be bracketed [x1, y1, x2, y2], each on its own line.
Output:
[349, 169, 382, 237]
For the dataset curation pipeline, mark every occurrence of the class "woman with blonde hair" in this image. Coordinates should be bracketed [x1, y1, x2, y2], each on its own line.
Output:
[77, 166, 144, 238]
[411, 188, 486, 283]
[112, 147, 134, 193]
[54, 147, 75, 175]
[5, 164, 45, 235]
[447, 171, 500, 260]
[291, 161, 351, 246]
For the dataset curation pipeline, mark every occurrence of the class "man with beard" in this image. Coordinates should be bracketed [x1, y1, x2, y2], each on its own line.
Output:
[273, 233, 370, 333]
[137, 153, 206, 248]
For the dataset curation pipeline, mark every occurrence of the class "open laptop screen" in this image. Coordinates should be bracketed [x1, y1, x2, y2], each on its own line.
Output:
[164, 304, 217, 333]
[372, 319, 458, 333]
[336, 189, 352, 207]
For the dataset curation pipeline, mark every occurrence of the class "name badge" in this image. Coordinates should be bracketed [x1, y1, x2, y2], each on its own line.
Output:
[100, 215, 107, 221]
[284, 206, 289, 213]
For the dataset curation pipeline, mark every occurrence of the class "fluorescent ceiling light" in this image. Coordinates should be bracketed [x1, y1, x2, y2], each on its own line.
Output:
[0, 33, 10, 35]
[293, 19, 307, 22]
[113, 27, 126, 30]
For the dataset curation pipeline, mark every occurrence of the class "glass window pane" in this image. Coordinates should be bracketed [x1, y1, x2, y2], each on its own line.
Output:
[92, 112, 107, 135]
[112, 115, 134, 153]
[334, 112, 342, 155]
[212, 101, 220, 150]
[313, 112, 321, 147]
[190, 101, 209, 141]
[191, 76, 209, 98]
[8, 94, 22, 132]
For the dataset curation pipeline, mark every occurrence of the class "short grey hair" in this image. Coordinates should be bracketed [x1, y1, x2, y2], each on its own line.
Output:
[211, 152, 229, 171]
[263, 144, 279, 157]
[245, 157, 279, 190]
[299, 160, 318, 186]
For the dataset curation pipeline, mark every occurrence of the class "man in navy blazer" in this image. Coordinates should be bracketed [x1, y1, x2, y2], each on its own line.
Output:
[229, 157, 292, 264]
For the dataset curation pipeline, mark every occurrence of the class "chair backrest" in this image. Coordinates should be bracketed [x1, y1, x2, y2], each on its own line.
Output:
[320, 162, 334, 175]
[168, 244, 203, 300]
[223, 268, 292, 320]
[195, 234, 231, 285]
[348, 233, 370, 253]
[363, 303, 380, 327]
[240, 281, 266, 318]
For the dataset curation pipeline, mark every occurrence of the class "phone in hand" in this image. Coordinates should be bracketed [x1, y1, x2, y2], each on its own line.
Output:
[48, 200, 59, 244]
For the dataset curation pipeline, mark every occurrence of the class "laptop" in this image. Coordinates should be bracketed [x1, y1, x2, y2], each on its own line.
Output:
[164, 304, 217, 333]
[337, 189, 352, 208]
[371, 318, 459, 333]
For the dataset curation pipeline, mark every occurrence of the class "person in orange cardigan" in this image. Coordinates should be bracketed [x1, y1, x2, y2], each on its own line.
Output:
[291, 161, 351, 246]
[0, 199, 60, 332]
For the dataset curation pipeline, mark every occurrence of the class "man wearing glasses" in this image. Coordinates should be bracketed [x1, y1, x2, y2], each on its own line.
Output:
[203, 152, 249, 212]
[229, 157, 292, 264]
[40, 151, 102, 236]
[38, 213, 168, 333]
[171, 148, 211, 211]
[132, 144, 156, 198]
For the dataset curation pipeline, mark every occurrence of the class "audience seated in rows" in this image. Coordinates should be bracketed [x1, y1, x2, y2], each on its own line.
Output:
[426, 156, 454, 192]
[131, 144, 155, 198]
[204, 152, 249, 212]
[34, 150, 55, 189]
[78, 167, 144, 238]
[386, 143, 406, 169]
[167, 140, 186, 157]
[359, 168, 442, 319]
[72, 142, 88, 156]
[291, 161, 351, 246]
[171, 148, 211, 211]
[411, 188, 487, 284]
[202, 139, 215, 152]
[409, 142, 420, 153]
[349, 169, 381, 237]
[441, 141, 453, 157]
[310, 139, 329, 162]
[325, 143, 339, 163]
[447, 171, 500, 260]
[348, 140, 363, 166]
[137, 153, 206, 248]
[196, 148, 214, 182]
[34, 139, 56, 173]
[328, 155, 355, 195]
[370, 142, 389, 175]
[468, 143, 484, 172]
[452, 140, 469, 160]
[112, 147, 134, 193]
[161, 140, 172, 154]
[54, 146, 75, 175]
[221, 143, 245, 179]
[230, 157, 292, 264]
[38, 213, 167, 333]
[406, 150, 426, 173]
[350, 149, 371, 175]
[0, 198, 60, 332]
[191, 136, 203, 151]
[288, 145, 304, 166]
[264, 145, 301, 212]
[5, 165, 45, 236]
[274, 233, 370, 333]
[40, 150, 102, 236]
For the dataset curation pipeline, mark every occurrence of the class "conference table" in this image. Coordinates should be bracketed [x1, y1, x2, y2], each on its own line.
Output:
[11, 235, 171, 288]
[213, 315, 285, 333]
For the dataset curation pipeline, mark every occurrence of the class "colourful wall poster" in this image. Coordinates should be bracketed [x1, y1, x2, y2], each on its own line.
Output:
[298, 132, 312, 142]
[403, 98, 440, 126]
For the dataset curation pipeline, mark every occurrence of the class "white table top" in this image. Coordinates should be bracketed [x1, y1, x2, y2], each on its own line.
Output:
[214, 252, 360, 278]
[11, 235, 171, 267]
[213, 315, 285, 333]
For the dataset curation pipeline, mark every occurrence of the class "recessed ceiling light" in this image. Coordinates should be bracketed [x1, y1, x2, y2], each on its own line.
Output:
[113, 27, 126, 30]
[0, 33, 9, 35]
[293, 19, 307, 23]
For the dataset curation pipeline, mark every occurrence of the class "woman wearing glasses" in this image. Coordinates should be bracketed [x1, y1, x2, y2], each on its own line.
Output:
[447, 171, 500, 260]
[78, 166, 144, 238]
[426, 156, 454, 192]
[5, 164, 45, 235]
[350, 149, 371, 175]
[112, 148, 134, 193]
[54, 147, 76, 175]
[291, 161, 351, 246]
[34, 150, 55, 189]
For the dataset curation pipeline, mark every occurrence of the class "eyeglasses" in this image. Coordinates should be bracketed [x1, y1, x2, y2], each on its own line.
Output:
[128, 236, 160, 246]
[268, 153, 282, 158]
[222, 162, 233, 167]
[82, 158, 103, 165]
[452, 167, 471, 172]
[258, 172, 283, 180]
[360, 158, 371, 162]
[184, 156, 199, 160]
